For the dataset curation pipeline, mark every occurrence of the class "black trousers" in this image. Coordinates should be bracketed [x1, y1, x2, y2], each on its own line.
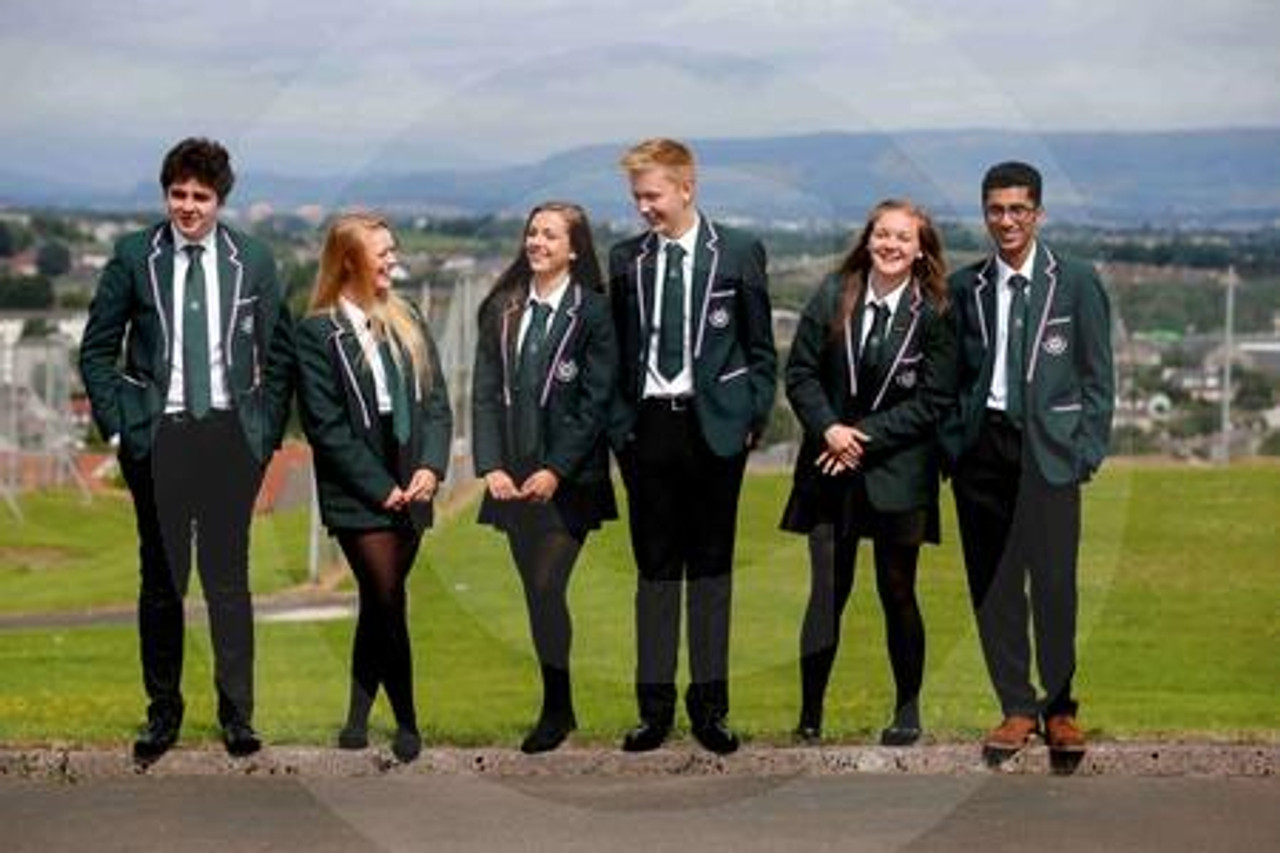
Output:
[620, 400, 747, 728]
[119, 411, 261, 727]
[952, 410, 1080, 719]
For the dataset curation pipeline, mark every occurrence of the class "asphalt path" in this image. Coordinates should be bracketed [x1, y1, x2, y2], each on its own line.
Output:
[4, 765, 1279, 852]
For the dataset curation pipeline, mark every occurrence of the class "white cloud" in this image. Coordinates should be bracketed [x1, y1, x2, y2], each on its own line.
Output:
[1, 0, 1277, 184]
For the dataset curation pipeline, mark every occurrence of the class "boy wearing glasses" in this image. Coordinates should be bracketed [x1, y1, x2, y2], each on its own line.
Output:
[940, 161, 1114, 764]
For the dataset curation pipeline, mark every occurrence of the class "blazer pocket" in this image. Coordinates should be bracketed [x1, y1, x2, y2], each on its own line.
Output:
[1040, 325, 1071, 357]
[232, 296, 259, 336]
[1050, 401, 1082, 412]
[705, 290, 735, 333]
[117, 377, 157, 430]
[717, 366, 748, 383]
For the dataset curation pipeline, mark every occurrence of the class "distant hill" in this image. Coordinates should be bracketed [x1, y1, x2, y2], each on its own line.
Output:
[5, 128, 1280, 227]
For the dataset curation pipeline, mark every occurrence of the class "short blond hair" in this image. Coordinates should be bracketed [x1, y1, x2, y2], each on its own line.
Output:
[619, 137, 696, 182]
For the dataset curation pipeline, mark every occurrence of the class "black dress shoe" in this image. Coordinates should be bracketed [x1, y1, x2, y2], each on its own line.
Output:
[223, 722, 262, 758]
[793, 724, 822, 745]
[520, 714, 576, 755]
[621, 721, 670, 753]
[879, 725, 922, 747]
[132, 717, 180, 763]
[391, 726, 422, 763]
[337, 724, 369, 750]
[692, 720, 740, 755]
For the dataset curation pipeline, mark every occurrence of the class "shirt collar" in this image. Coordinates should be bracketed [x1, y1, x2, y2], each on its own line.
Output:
[867, 277, 909, 315]
[996, 241, 1037, 288]
[172, 224, 217, 255]
[526, 273, 571, 313]
[339, 295, 372, 332]
[658, 212, 701, 257]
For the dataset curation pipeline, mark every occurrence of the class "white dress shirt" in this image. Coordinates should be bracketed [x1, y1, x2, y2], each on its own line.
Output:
[340, 297, 395, 414]
[516, 273, 570, 352]
[859, 278, 908, 354]
[987, 244, 1037, 411]
[165, 226, 229, 413]
[643, 214, 700, 398]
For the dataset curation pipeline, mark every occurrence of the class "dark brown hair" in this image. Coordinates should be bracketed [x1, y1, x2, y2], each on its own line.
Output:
[159, 137, 235, 201]
[478, 201, 603, 327]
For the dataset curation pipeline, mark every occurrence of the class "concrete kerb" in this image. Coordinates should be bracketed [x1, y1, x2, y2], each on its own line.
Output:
[3, 743, 1277, 782]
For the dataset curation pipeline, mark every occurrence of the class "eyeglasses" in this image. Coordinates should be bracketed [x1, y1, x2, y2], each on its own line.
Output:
[984, 203, 1039, 223]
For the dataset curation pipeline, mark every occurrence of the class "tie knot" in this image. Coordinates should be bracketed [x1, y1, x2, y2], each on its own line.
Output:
[1009, 274, 1029, 294]
[184, 243, 204, 261]
[530, 301, 552, 324]
[665, 242, 685, 264]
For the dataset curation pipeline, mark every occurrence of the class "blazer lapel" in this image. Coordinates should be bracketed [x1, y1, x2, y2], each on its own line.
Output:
[973, 255, 998, 354]
[692, 216, 720, 359]
[870, 283, 922, 411]
[632, 232, 658, 356]
[217, 225, 245, 369]
[843, 287, 871, 400]
[146, 224, 176, 367]
[499, 297, 522, 407]
[1025, 243, 1059, 386]
[539, 284, 582, 407]
[328, 308, 376, 431]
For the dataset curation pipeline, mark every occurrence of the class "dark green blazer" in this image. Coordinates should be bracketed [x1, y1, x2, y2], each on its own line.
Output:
[295, 307, 452, 531]
[78, 221, 294, 463]
[782, 275, 957, 528]
[939, 243, 1115, 485]
[608, 217, 777, 458]
[473, 280, 622, 525]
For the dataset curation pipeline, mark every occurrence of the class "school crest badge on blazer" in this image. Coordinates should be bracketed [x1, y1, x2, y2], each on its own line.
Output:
[555, 358, 579, 382]
[1043, 332, 1068, 356]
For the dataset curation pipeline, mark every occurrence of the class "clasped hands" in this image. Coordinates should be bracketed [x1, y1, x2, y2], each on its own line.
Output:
[817, 423, 870, 476]
[382, 468, 438, 510]
[484, 468, 560, 503]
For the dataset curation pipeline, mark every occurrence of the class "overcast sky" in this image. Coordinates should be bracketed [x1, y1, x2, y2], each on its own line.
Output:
[2, 0, 1277, 190]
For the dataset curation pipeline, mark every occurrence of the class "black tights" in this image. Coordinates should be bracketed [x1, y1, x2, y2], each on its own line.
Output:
[337, 527, 421, 731]
[507, 524, 583, 718]
[799, 524, 925, 726]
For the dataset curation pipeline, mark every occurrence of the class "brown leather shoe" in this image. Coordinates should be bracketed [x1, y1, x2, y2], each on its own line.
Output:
[984, 715, 1039, 751]
[1044, 713, 1086, 753]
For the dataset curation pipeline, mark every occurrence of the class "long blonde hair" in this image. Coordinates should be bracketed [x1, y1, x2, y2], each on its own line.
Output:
[310, 212, 432, 389]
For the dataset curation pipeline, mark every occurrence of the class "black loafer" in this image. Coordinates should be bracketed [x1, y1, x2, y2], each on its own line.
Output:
[222, 722, 262, 758]
[132, 717, 181, 763]
[337, 724, 369, 750]
[692, 720, 740, 755]
[879, 725, 922, 747]
[520, 714, 576, 755]
[621, 721, 671, 753]
[391, 727, 422, 763]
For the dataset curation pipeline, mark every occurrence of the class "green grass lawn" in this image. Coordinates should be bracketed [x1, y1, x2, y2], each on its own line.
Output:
[0, 490, 312, 613]
[1, 461, 1278, 747]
